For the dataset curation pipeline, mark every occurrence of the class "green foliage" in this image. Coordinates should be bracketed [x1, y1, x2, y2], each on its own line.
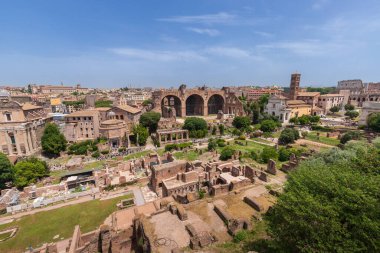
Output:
[233, 230, 249, 243]
[100, 150, 109, 155]
[220, 147, 235, 161]
[367, 112, 380, 132]
[232, 116, 251, 129]
[139, 111, 161, 133]
[41, 123, 67, 156]
[250, 150, 258, 161]
[91, 151, 100, 158]
[13, 157, 49, 189]
[164, 142, 192, 152]
[311, 125, 332, 132]
[279, 128, 300, 145]
[306, 86, 336, 94]
[0, 152, 13, 189]
[208, 139, 217, 151]
[340, 131, 361, 144]
[218, 124, 225, 135]
[198, 189, 206, 199]
[183, 117, 208, 138]
[278, 147, 304, 162]
[62, 100, 84, 106]
[266, 143, 380, 253]
[133, 125, 149, 146]
[329, 105, 340, 113]
[212, 125, 217, 135]
[68, 140, 96, 155]
[345, 110, 359, 119]
[260, 147, 278, 163]
[142, 98, 154, 106]
[344, 104, 355, 111]
[290, 115, 320, 125]
[95, 100, 113, 108]
[260, 120, 277, 132]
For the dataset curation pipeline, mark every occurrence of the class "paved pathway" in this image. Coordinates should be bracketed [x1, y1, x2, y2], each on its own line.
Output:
[133, 188, 145, 206]
[296, 139, 335, 148]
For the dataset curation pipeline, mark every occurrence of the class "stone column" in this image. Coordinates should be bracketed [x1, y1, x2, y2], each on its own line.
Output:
[203, 105, 208, 116]
[15, 132, 22, 156]
[27, 129, 34, 151]
[23, 130, 30, 155]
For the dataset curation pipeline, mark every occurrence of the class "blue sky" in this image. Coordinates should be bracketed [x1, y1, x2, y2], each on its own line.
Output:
[1, 0, 380, 88]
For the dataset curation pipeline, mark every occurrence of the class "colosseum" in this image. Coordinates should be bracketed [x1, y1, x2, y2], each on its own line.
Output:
[152, 85, 244, 118]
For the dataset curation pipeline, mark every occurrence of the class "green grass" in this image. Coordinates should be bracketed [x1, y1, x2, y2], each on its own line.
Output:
[217, 140, 267, 154]
[123, 150, 150, 161]
[0, 194, 132, 253]
[306, 132, 340, 146]
[173, 150, 199, 161]
[0, 231, 13, 241]
[83, 160, 106, 170]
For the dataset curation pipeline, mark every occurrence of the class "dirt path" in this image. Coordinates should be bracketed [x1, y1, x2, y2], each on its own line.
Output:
[296, 139, 335, 148]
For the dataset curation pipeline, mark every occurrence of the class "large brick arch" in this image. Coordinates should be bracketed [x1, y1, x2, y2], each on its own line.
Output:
[152, 86, 240, 117]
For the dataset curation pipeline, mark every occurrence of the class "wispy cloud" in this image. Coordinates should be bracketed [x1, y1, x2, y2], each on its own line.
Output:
[257, 40, 340, 56]
[158, 12, 235, 25]
[206, 47, 251, 58]
[312, 0, 330, 10]
[253, 31, 274, 38]
[186, 27, 220, 36]
[110, 46, 263, 62]
[110, 48, 206, 62]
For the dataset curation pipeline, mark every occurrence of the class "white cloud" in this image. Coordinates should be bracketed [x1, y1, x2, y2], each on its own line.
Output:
[312, 0, 330, 10]
[158, 12, 235, 25]
[186, 27, 220, 36]
[206, 47, 251, 58]
[110, 48, 206, 62]
[253, 31, 274, 38]
[257, 40, 340, 56]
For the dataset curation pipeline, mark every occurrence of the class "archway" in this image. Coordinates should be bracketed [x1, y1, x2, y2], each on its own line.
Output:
[161, 95, 182, 118]
[186, 94, 204, 116]
[207, 94, 224, 114]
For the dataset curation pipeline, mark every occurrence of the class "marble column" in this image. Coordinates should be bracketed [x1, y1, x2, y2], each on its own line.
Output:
[23, 130, 30, 155]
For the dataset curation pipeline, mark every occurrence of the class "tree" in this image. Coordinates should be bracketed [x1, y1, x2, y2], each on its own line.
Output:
[265, 143, 380, 253]
[142, 99, 154, 107]
[344, 104, 355, 111]
[208, 138, 217, 151]
[212, 125, 217, 135]
[0, 153, 13, 189]
[340, 131, 361, 144]
[41, 123, 67, 156]
[329, 105, 340, 114]
[260, 120, 277, 133]
[220, 147, 235, 161]
[13, 157, 49, 189]
[345, 110, 359, 119]
[279, 128, 300, 145]
[260, 147, 278, 163]
[183, 117, 208, 138]
[367, 112, 380, 132]
[95, 100, 113, 108]
[298, 115, 310, 125]
[139, 111, 161, 133]
[232, 116, 251, 130]
[133, 125, 149, 146]
[218, 124, 225, 135]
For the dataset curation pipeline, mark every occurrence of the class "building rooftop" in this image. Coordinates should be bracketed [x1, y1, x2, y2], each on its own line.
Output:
[320, 94, 345, 97]
[65, 110, 99, 117]
[297, 92, 320, 97]
[115, 105, 141, 114]
[22, 103, 42, 110]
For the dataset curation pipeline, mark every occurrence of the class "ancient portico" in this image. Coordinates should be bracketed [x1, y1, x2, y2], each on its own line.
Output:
[157, 129, 189, 145]
[152, 84, 244, 118]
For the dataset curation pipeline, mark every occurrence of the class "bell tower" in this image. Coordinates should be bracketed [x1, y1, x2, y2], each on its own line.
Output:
[289, 73, 301, 100]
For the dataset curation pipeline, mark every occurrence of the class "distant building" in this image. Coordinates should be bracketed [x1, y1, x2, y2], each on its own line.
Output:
[337, 80, 364, 95]
[317, 94, 345, 114]
[289, 73, 301, 100]
[0, 98, 49, 158]
[359, 101, 380, 126]
[64, 110, 100, 142]
[31, 84, 90, 95]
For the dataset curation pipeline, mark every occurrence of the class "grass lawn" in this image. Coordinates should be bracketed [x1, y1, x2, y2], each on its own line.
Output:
[0, 231, 13, 241]
[0, 194, 132, 253]
[217, 140, 268, 154]
[123, 150, 150, 161]
[173, 150, 199, 161]
[306, 132, 340, 146]
[83, 160, 106, 170]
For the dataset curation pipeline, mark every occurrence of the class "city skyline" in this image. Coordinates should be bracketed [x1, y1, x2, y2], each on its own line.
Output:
[1, 0, 380, 88]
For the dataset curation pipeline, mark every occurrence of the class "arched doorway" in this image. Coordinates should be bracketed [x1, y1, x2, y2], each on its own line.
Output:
[207, 94, 224, 114]
[161, 95, 182, 118]
[186, 94, 204, 116]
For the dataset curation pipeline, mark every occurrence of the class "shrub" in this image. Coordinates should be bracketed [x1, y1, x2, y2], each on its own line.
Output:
[232, 116, 251, 129]
[345, 110, 359, 119]
[279, 128, 300, 145]
[260, 120, 277, 132]
[344, 104, 355, 111]
[139, 111, 161, 133]
[250, 150, 258, 161]
[218, 124, 225, 135]
[212, 126, 217, 135]
[133, 124, 149, 146]
[340, 131, 361, 144]
[217, 139, 226, 147]
[260, 147, 278, 163]
[183, 117, 208, 138]
[220, 147, 235, 161]
[367, 112, 380, 132]
[101, 150, 109, 155]
[238, 135, 246, 140]
[13, 157, 49, 189]
[91, 151, 100, 158]
[233, 230, 248, 243]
